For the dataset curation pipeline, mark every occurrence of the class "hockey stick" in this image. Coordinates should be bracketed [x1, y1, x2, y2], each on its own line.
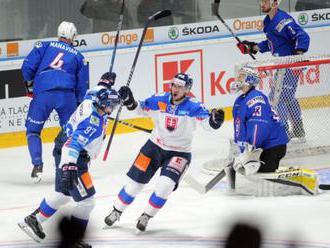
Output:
[103, 10, 172, 161]
[184, 161, 233, 194]
[108, 0, 125, 73]
[212, 0, 256, 60]
[107, 116, 152, 133]
[319, 184, 330, 190]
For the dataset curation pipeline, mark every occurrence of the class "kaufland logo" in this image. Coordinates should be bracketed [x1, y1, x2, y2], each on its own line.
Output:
[154, 49, 204, 102]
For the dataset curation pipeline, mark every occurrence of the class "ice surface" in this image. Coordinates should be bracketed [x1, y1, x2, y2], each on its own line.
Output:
[0, 122, 330, 248]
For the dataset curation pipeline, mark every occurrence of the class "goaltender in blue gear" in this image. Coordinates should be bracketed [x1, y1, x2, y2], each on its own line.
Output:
[231, 66, 288, 176]
[21, 21, 89, 183]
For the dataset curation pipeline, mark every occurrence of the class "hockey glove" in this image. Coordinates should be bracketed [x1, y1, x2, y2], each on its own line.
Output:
[61, 163, 78, 192]
[233, 145, 263, 176]
[24, 80, 34, 98]
[237, 40, 258, 55]
[97, 72, 117, 89]
[118, 86, 137, 110]
[209, 108, 225, 129]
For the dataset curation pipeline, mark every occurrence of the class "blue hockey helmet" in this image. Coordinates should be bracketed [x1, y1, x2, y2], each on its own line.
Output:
[94, 88, 120, 113]
[231, 66, 260, 93]
[172, 73, 193, 91]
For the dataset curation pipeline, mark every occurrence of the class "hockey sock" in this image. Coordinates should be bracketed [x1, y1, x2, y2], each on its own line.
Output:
[27, 132, 43, 166]
[36, 199, 57, 223]
[114, 178, 144, 212]
[36, 193, 71, 223]
[144, 176, 176, 217]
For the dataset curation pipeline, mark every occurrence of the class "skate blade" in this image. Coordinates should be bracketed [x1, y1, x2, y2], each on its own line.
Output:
[31, 175, 42, 184]
[102, 225, 112, 230]
[18, 222, 42, 243]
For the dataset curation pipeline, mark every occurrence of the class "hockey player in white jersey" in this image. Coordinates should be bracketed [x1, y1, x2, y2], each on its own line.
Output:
[104, 73, 225, 232]
[18, 76, 121, 247]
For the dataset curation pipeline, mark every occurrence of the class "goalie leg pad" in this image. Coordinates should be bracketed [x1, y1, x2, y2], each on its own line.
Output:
[235, 167, 319, 196]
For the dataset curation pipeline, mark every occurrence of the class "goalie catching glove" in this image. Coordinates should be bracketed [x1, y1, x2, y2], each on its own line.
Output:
[237, 40, 258, 55]
[233, 144, 263, 176]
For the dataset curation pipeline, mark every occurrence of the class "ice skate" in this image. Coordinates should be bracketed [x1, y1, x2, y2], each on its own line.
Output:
[104, 207, 122, 227]
[31, 165, 43, 183]
[18, 213, 45, 243]
[136, 213, 152, 232]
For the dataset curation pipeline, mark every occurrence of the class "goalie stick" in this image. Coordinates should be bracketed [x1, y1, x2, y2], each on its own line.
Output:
[184, 161, 233, 194]
[103, 10, 172, 161]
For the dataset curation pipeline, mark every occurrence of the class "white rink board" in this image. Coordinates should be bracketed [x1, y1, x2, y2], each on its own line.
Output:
[1, 23, 330, 133]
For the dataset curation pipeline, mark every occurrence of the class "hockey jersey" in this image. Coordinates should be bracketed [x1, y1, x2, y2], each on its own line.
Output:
[233, 88, 288, 152]
[61, 99, 108, 165]
[135, 92, 212, 152]
[21, 40, 89, 103]
[258, 9, 310, 56]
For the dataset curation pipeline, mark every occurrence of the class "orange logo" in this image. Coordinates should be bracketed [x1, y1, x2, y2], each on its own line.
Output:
[7, 42, 19, 57]
[144, 28, 154, 43]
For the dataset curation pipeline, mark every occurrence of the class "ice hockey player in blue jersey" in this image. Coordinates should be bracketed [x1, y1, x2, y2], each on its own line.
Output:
[230, 66, 288, 176]
[104, 73, 225, 232]
[18, 85, 121, 247]
[22, 21, 89, 183]
[236, 0, 310, 143]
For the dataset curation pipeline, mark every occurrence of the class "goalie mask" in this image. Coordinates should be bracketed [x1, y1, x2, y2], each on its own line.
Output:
[94, 88, 120, 114]
[231, 66, 260, 93]
[57, 21, 77, 41]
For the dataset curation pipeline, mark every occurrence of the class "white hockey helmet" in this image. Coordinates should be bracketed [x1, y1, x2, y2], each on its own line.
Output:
[231, 66, 260, 93]
[57, 21, 77, 41]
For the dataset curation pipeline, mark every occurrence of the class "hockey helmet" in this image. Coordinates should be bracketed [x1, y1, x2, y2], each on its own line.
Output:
[94, 88, 121, 113]
[57, 21, 77, 41]
[172, 73, 193, 91]
[231, 66, 260, 93]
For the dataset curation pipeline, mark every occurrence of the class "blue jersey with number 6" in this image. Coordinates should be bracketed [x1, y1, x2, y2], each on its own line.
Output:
[22, 40, 89, 103]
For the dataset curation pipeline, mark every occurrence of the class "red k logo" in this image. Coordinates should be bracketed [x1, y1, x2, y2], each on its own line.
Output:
[155, 49, 204, 102]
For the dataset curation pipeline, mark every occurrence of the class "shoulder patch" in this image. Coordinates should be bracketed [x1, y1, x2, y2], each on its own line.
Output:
[77, 135, 89, 145]
[90, 115, 100, 126]
[34, 41, 43, 48]
[276, 18, 293, 32]
[246, 96, 265, 108]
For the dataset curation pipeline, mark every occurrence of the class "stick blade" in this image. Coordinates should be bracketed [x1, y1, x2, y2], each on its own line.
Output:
[152, 10, 172, 20]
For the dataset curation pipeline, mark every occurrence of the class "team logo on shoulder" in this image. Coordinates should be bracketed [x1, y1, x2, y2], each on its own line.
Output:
[34, 41, 43, 48]
[165, 116, 178, 132]
[90, 115, 100, 126]
[77, 135, 88, 145]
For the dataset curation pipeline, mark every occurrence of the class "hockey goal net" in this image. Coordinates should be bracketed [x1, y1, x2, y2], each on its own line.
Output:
[203, 54, 330, 174]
